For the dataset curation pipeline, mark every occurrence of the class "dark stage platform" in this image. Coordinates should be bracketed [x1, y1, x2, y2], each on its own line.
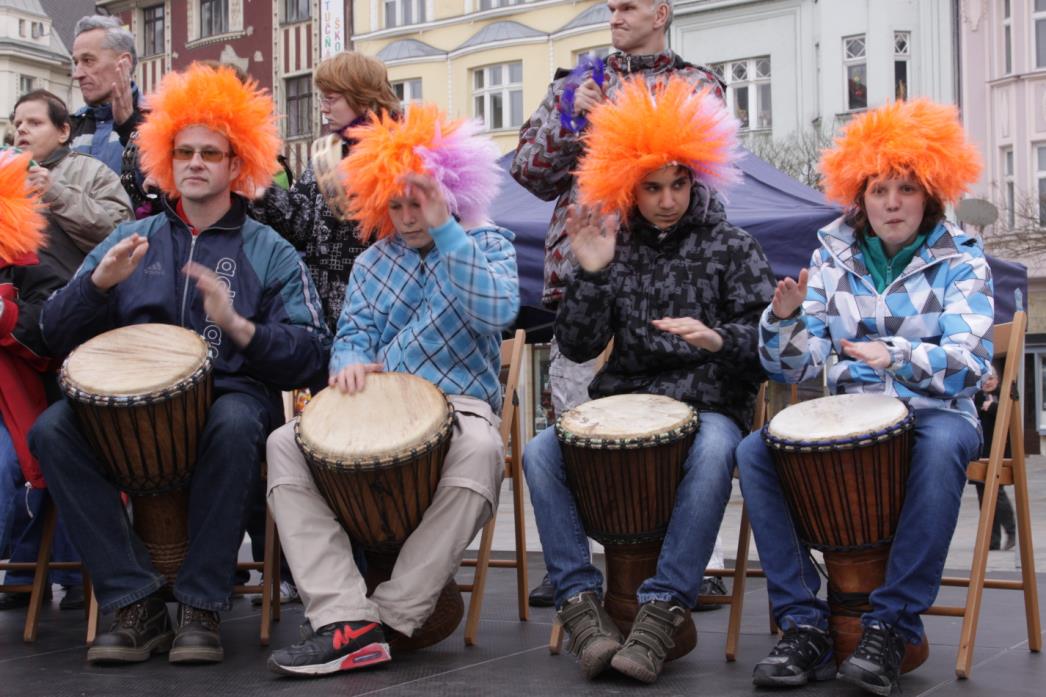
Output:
[0, 553, 1042, 697]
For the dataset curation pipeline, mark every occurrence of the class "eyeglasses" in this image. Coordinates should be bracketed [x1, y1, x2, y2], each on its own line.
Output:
[319, 94, 343, 107]
[171, 147, 234, 163]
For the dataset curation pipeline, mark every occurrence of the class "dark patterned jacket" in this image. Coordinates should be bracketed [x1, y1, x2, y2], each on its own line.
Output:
[511, 49, 721, 308]
[249, 137, 370, 332]
[555, 183, 775, 429]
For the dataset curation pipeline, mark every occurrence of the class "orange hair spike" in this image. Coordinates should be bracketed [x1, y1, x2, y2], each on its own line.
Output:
[137, 63, 281, 198]
[819, 99, 981, 207]
[0, 150, 46, 263]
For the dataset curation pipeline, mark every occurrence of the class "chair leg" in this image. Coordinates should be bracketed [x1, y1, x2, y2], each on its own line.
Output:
[271, 522, 282, 624]
[82, 572, 93, 623]
[464, 514, 497, 646]
[260, 506, 277, 646]
[725, 503, 753, 661]
[549, 619, 564, 655]
[1007, 411, 1042, 654]
[86, 586, 100, 646]
[510, 426, 529, 621]
[23, 504, 58, 643]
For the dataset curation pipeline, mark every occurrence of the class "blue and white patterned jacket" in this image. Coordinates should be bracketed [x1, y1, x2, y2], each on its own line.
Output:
[759, 217, 993, 427]
[331, 219, 519, 413]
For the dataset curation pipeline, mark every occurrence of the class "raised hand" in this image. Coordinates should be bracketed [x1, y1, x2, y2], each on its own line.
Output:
[183, 261, 255, 347]
[25, 165, 52, 196]
[651, 316, 724, 353]
[91, 234, 149, 291]
[573, 78, 606, 116]
[111, 56, 135, 127]
[771, 267, 809, 320]
[840, 339, 891, 369]
[400, 172, 451, 230]
[329, 363, 384, 394]
[564, 204, 617, 273]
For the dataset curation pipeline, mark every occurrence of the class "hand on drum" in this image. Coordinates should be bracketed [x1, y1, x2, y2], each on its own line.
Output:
[183, 262, 256, 347]
[840, 339, 891, 369]
[771, 268, 809, 320]
[564, 204, 617, 273]
[91, 233, 149, 291]
[330, 363, 384, 394]
[652, 316, 723, 352]
[400, 172, 451, 230]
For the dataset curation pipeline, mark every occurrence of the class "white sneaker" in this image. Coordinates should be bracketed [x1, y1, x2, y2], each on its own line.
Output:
[251, 581, 300, 606]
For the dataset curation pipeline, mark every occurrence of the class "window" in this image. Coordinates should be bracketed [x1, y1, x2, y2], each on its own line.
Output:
[200, 0, 229, 38]
[1003, 148, 1015, 228]
[473, 62, 524, 131]
[1037, 145, 1046, 227]
[1036, 0, 1046, 69]
[18, 19, 25, 38]
[285, 74, 312, 138]
[285, 0, 310, 23]
[573, 46, 612, 62]
[384, 0, 425, 28]
[709, 57, 772, 131]
[894, 31, 910, 100]
[31, 21, 44, 39]
[143, 5, 164, 57]
[843, 35, 867, 111]
[1003, 0, 1013, 74]
[479, 0, 528, 9]
[18, 75, 34, 96]
[392, 78, 422, 111]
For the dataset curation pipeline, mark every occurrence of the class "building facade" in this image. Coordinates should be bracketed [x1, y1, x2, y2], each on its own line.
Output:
[0, 0, 76, 141]
[352, 0, 611, 153]
[97, 0, 352, 172]
[671, 0, 956, 141]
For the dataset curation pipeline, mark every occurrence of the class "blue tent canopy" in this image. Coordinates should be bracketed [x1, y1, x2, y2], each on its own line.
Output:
[491, 150, 1027, 328]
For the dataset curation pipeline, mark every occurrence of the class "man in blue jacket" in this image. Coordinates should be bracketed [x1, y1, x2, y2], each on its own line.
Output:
[28, 65, 330, 666]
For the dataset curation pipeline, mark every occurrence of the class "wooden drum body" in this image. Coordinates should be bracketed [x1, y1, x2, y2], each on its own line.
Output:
[295, 373, 461, 651]
[557, 394, 700, 661]
[764, 394, 928, 671]
[59, 324, 213, 583]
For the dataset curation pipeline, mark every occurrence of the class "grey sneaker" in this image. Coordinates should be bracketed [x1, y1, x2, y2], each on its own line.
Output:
[753, 626, 835, 686]
[556, 591, 624, 679]
[610, 600, 686, 683]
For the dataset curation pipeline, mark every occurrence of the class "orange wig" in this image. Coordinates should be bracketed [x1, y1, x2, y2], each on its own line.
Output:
[340, 104, 501, 241]
[0, 150, 46, 263]
[137, 64, 281, 198]
[819, 99, 981, 207]
[576, 76, 741, 219]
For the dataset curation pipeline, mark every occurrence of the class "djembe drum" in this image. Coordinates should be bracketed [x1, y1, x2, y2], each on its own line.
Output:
[59, 324, 213, 583]
[763, 393, 929, 671]
[557, 394, 700, 661]
[295, 372, 462, 651]
[310, 133, 351, 220]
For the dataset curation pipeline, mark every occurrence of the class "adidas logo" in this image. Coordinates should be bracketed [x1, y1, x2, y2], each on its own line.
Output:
[143, 261, 163, 275]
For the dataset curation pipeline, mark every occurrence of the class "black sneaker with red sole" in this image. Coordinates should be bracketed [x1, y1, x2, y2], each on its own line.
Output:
[267, 620, 391, 677]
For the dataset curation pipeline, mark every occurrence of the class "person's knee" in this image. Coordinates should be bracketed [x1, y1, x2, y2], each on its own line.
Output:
[522, 428, 561, 484]
[736, 431, 770, 479]
[27, 401, 76, 462]
[207, 394, 268, 449]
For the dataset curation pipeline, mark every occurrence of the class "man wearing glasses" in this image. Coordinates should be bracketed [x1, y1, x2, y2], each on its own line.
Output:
[29, 64, 330, 667]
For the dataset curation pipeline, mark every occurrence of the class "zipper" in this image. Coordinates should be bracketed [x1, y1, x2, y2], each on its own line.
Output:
[179, 233, 200, 327]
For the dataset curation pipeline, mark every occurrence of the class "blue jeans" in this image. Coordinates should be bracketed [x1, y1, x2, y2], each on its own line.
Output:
[736, 408, 980, 643]
[524, 411, 740, 609]
[1, 416, 19, 556]
[28, 392, 268, 613]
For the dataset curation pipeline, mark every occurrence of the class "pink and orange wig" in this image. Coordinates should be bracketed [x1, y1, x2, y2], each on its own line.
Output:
[339, 104, 501, 241]
[576, 76, 741, 219]
[819, 98, 981, 207]
[0, 150, 46, 263]
[137, 63, 281, 198]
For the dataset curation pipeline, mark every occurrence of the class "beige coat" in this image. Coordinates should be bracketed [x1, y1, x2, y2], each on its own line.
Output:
[40, 148, 133, 254]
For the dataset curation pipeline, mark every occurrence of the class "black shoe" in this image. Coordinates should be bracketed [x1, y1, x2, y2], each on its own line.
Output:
[610, 600, 686, 684]
[528, 574, 555, 608]
[693, 576, 727, 612]
[59, 585, 85, 611]
[268, 620, 391, 677]
[169, 605, 223, 664]
[0, 587, 51, 610]
[87, 595, 174, 664]
[837, 624, 906, 696]
[1002, 532, 1017, 551]
[556, 591, 624, 679]
[753, 626, 835, 687]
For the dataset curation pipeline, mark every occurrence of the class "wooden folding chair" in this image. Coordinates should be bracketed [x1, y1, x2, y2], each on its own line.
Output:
[0, 499, 89, 642]
[460, 329, 529, 645]
[86, 391, 296, 646]
[924, 311, 1041, 678]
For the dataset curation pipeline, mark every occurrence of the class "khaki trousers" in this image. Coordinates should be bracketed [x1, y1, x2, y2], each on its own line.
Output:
[266, 395, 504, 635]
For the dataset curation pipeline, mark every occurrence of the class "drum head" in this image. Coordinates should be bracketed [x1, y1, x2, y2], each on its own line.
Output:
[767, 394, 909, 443]
[63, 324, 209, 397]
[558, 394, 696, 442]
[298, 373, 450, 465]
